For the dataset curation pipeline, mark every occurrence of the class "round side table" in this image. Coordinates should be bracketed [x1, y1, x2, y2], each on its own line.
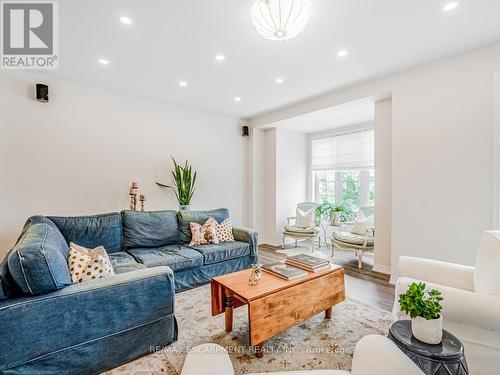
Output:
[388, 320, 468, 375]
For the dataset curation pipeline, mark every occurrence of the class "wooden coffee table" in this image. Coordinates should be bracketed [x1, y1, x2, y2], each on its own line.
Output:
[211, 265, 345, 357]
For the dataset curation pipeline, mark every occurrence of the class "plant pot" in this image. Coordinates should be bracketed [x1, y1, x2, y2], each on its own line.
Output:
[411, 316, 443, 344]
[179, 204, 191, 211]
[332, 211, 342, 225]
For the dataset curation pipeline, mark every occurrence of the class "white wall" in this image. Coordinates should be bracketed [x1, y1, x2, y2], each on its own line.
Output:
[276, 129, 308, 243]
[250, 42, 500, 276]
[0, 72, 248, 258]
[373, 99, 392, 274]
[250, 128, 308, 246]
[262, 128, 277, 244]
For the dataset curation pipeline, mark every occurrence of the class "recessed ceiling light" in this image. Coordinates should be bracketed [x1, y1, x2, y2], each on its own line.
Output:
[275, 78, 284, 84]
[215, 54, 225, 61]
[337, 50, 348, 58]
[443, 2, 458, 11]
[178, 81, 188, 87]
[119, 16, 132, 25]
[99, 58, 110, 65]
[234, 97, 242, 102]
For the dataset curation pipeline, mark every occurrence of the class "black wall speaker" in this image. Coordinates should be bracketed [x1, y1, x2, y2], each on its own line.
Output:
[36, 84, 49, 103]
[242, 125, 249, 137]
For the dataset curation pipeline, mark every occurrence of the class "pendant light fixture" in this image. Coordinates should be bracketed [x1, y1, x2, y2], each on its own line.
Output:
[251, 0, 312, 41]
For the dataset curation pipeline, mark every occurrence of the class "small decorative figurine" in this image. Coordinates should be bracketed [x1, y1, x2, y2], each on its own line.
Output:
[139, 194, 146, 211]
[249, 263, 263, 286]
[129, 181, 139, 210]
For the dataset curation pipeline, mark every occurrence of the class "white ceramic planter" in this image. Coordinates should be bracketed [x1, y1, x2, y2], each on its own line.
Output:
[332, 211, 341, 225]
[411, 316, 443, 344]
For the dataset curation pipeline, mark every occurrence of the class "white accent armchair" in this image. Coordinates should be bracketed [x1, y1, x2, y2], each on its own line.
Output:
[282, 202, 321, 252]
[331, 206, 374, 269]
[393, 232, 500, 375]
[181, 335, 423, 375]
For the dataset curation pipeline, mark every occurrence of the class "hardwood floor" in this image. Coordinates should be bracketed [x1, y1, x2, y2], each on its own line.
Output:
[258, 243, 395, 312]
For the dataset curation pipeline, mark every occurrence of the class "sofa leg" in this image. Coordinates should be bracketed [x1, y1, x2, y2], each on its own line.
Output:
[357, 250, 363, 269]
[331, 243, 335, 259]
[295, 239, 298, 248]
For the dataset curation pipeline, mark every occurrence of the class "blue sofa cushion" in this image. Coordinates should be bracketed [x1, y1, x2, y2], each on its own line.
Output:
[177, 208, 230, 243]
[122, 210, 178, 249]
[108, 252, 146, 274]
[7, 216, 72, 295]
[48, 213, 122, 253]
[190, 241, 250, 265]
[128, 245, 203, 271]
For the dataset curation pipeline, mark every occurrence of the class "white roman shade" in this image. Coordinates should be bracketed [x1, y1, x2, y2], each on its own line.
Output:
[311, 129, 374, 170]
[311, 137, 334, 170]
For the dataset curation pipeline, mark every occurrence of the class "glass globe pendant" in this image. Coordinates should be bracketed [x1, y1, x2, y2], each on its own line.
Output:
[251, 0, 312, 41]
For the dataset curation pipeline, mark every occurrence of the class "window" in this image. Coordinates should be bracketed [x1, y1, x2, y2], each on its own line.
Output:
[313, 170, 336, 203]
[311, 129, 374, 209]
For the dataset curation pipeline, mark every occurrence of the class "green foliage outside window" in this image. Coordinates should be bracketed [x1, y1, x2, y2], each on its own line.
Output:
[342, 173, 360, 206]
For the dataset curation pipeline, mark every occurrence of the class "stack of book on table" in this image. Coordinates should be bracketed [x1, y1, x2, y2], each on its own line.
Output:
[262, 263, 308, 280]
[285, 254, 331, 272]
[262, 254, 332, 281]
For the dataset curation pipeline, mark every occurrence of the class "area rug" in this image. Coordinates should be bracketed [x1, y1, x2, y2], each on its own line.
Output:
[105, 284, 392, 375]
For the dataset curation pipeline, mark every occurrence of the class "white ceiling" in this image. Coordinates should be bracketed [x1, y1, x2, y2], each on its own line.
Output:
[46, 0, 500, 119]
[263, 98, 374, 134]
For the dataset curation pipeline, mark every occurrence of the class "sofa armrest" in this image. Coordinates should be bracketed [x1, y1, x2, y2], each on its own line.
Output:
[233, 227, 258, 256]
[395, 277, 500, 333]
[351, 335, 424, 375]
[0, 266, 176, 372]
[398, 256, 475, 291]
[181, 343, 234, 375]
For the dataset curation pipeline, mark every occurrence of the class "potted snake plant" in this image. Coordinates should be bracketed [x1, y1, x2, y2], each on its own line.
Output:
[156, 157, 196, 210]
[399, 282, 444, 344]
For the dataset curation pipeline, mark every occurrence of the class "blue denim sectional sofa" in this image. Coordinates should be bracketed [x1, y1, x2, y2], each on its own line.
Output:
[0, 208, 258, 374]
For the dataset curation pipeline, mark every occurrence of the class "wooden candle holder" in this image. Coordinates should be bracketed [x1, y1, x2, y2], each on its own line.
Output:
[129, 181, 139, 210]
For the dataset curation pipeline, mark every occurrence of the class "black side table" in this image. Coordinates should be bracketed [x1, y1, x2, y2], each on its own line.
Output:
[388, 320, 468, 375]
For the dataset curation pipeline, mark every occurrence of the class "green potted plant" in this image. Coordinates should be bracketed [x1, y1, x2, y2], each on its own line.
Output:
[399, 282, 444, 344]
[156, 157, 196, 210]
[314, 201, 336, 224]
[314, 201, 355, 224]
[333, 202, 356, 223]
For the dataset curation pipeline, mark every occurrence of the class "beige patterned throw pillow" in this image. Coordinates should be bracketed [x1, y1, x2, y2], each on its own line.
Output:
[67, 242, 114, 283]
[217, 218, 235, 242]
[189, 217, 219, 246]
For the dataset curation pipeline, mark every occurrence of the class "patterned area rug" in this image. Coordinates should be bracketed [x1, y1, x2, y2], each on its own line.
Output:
[106, 284, 392, 375]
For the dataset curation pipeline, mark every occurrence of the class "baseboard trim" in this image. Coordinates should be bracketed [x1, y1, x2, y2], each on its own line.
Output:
[372, 264, 391, 275]
[389, 275, 398, 285]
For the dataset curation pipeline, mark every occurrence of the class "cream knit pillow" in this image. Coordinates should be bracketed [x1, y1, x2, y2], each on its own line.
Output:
[474, 231, 500, 295]
[67, 242, 114, 283]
